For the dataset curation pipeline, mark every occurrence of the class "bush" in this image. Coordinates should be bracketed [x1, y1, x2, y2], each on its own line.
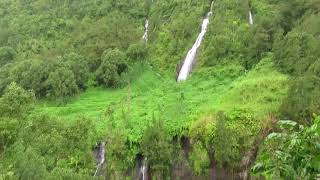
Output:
[46, 67, 79, 99]
[214, 112, 240, 167]
[12, 115, 97, 177]
[280, 74, 320, 124]
[0, 117, 19, 152]
[0, 46, 16, 66]
[63, 53, 90, 90]
[95, 49, 128, 87]
[106, 129, 134, 176]
[9, 60, 53, 98]
[15, 148, 49, 180]
[0, 82, 35, 117]
[253, 118, 320, 179]
[126, 43, 147, 62]
[273, 31, 320, 75]
[141, 118, 176, 178]
[0, 64, 13, 95]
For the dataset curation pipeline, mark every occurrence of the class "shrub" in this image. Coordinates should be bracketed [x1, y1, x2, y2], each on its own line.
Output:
[46, 67, 79, 99]
[0, 82, 35, 117]
[95, 49, 128, 87]
[141, 118, 176, 178]
[280, 74, 320, 124]
[63, 53, 90, 90]
[126, 43, 147, 62]
[0, 46, 16, 66]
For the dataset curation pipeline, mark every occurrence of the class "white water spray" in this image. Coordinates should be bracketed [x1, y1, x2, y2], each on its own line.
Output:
[142, 19, 149, 42]
[177, 2, 214, 82]
[139, 158, 147, 180]
[94, 142, 105, 176]
[249, 10, 254, 25]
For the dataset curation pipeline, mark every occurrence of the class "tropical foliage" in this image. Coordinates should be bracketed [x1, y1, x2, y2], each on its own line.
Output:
[0, 0, 319, 179]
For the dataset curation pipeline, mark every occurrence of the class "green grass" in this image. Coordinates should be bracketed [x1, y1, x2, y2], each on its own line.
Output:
[213, 57, 288, 117]
[35, 88, 126, 119]
[35, 58, 288, 140]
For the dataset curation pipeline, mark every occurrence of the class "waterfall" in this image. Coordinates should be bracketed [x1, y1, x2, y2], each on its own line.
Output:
[138, 158, 147, 180]
[249, 10, 254, 25]
[142, 19, 149, 42]
[177, 2, 214, 82]
[94, 142, 106, 176]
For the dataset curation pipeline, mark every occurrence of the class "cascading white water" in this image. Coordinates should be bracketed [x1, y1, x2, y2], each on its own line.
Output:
[94, 142, 105, 176]
[249, 10, 254, 25]
[141, 165, 146, 180]
[177, 2, 214, 82]
[142, 19, 149, 42]
[139, 158, 147, 180]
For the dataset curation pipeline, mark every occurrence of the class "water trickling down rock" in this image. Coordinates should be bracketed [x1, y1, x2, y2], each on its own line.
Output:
[249, 10, 254, 25]
[94, 142, 105, 176]
[142, 19, 149, 43]
[138, 158, 148, 180]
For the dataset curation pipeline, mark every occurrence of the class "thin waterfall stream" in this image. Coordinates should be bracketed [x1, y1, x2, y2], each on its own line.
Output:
[177, 1, 214, 82]
[137, 18, 150, 180]
[142, 19, 149, 43]
[94, 142, 106, 176]
[249, 10, 254, 25]
[138, 158, 148, 180]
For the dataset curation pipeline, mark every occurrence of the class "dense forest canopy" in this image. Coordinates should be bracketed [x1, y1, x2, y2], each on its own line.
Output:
[0, 0, 320, 179]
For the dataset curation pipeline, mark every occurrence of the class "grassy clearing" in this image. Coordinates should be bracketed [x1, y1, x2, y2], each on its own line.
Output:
[213, 57, 288, 118]
[35, 58, 288, 140]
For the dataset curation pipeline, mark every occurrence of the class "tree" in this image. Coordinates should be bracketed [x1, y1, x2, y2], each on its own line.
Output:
[15, 148, 49, 180]
[63, 53, 90, 90]
[278, 0, 307, 33]
[273, 31, 320, 75]
[0, 117, 19, 153]
[9, 60, 54, 98]
[141, 118, 176, 178]
[11, 115, 97, 177]
[106, 128, 134, 177]
[46, 67, 79, 99]
[0, 46, 16, 66]
[214, 112, 239, 167]
[126, 43, 147, 62]
[95, 49, 128, 87]
[189, 111, 245, 177]
[280, 74, 320, 124]
[0, 82, 35, 117]
[0, 63, 13, 95]
[245, 17, 279, 69]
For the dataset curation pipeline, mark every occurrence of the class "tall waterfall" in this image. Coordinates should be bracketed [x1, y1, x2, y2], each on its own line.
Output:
[142, 19, 149, 42]
[249, 10, 254, 25]
[94, 142, 106, 176]
[177, 2, 214, 82]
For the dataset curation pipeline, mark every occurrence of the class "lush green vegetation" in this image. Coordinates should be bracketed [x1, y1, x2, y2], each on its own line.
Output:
[253, 119, 320, 179]
[0, 0, 320, 179]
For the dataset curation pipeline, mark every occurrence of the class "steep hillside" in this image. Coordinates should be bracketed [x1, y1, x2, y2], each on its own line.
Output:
[1, 0, 320, 179]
